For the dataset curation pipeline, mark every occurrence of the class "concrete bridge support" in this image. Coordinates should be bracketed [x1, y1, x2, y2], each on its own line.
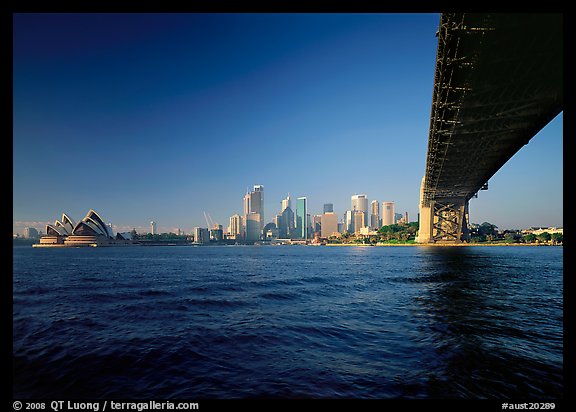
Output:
[416, 178, 470, 244]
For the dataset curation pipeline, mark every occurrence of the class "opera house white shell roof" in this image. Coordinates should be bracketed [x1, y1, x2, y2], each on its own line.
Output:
[45, 210, 113, 238]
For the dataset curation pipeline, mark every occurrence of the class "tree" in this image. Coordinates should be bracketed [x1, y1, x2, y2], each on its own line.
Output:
[536, 232, 551, 243]
[522, 233, 537, 243]
[504, 233, 516, 243]
[551, 232, 563, 245]
[478, 222, 498, 237]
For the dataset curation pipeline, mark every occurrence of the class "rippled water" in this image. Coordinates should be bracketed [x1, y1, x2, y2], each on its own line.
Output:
[13, 245, 563, 399]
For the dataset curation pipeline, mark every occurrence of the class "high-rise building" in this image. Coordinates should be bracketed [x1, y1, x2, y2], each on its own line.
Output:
[243, 192, 251, 216]
[321, 212, 338, 238]
[193, 227, 209, 244]
[150, 221, 157, 235]
[313, 214, 322, 234]
[278, 206, 295, 238]
[344, 210, 354, 233]
[323, 203, 334, 213]
[351, 194, 369, 228]
[353, 210, 365, 233]
[281, 194, 291, 212]
[245, 213, 261, 242]
[370, 200, 380, 230]
[243, 184, 264, 240]
[382, 202, 395, 226]
[229, 214, 244, 238]
[251, 185, 264, 229]
[295, 197, 308, 239]
[404, 212, 409, 223]
[24, 227, 39, 239]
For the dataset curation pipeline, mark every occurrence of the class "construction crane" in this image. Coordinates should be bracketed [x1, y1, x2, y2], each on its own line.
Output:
[203, 211, 216, 229]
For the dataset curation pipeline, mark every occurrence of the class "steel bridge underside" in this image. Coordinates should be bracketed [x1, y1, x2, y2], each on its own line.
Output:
[417, 13, 562, 243]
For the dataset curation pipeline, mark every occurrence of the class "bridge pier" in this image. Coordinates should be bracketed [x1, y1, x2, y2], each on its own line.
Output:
[416, 185, 470, 244]
[417, 199, 469, 243]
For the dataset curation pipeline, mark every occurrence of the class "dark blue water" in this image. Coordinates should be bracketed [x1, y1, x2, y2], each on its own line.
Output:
[13, 245, 563, 399]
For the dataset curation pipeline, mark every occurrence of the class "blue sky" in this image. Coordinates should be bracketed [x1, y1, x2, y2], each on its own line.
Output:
[13, 13, 563, 234]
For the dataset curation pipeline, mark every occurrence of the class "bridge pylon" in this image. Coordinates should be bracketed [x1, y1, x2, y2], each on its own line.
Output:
[416, 177, 470, 244]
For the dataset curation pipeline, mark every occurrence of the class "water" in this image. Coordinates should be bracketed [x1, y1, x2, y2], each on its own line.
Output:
[13, 245, 563, 399]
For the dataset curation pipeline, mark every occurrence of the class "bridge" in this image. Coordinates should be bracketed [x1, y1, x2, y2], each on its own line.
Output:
[416, 13, 563, 243]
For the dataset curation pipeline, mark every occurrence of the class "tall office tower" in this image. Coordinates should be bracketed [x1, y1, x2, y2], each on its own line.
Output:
[295, 197, 308, 239]
[251, 185, 264, 227]
[245, 213, 261, 242]
[243, 192, 251, 215]
[344, 210, 354, 233]
[351, 194, 369, 228]
[321, 212, 338, 238]
[243, 184, 264, 240]
[313, 214, 322, 234]
[382, 201, 395, 226]
[281, 194, 291, 212]
[404, 212, 409, 223]
[229, 214, 244, 238]
[353, 210, 365, 233]
[370, 200, 380, 230]
[279, 206, 295, 238]
[323, 203, 334, 213]
[150, 221, 157, 235]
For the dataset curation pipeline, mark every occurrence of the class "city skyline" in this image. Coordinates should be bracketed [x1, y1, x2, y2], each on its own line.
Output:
[13, 13, 563, 235]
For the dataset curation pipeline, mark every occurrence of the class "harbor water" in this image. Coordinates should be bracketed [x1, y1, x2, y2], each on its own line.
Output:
[13, 245, 563, 399]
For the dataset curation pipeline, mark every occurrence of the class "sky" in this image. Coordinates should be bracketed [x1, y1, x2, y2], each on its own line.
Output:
[13, 13, 563, 235]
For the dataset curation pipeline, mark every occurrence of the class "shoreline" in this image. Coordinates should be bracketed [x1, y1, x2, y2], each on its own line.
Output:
[325, 243, 562, 247]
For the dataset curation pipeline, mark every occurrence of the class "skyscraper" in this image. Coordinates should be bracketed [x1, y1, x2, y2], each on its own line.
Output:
[281, 194, 291, 212]
[243, 184, 264, 240]
[229, 214, 244, 239]
[370, 200, 380, 230]
[279, 206, 295, 238]
[353, 210, 365, 233]
[344, 210, 354, 233]
[245, 213, 261, 242]
[295, 197, 308, 239]
[382, 201, 395, 226]
[323, 203, 334, 213]
[321, 212, 338, 238]
[250, 185, 264, 230]
[150, 221, 157, 235]
[351, 194, 369, 228]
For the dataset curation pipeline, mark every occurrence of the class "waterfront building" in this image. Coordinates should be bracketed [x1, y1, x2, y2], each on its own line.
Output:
[404, 212, 409, 224]
[370, 200, 380, 230]
[24, 227, 39, 239]
[295, 197, 308, 239]
[323, 203, 334, 213]
[245, 212, 261, 242]
[210, 225, 223, 241]
[150, 221, 157, 235]
[382, 202, 395, 226]
[313, 214, 322, 234]
[37, 210, 131, 247]
[278, 206, 295, 238]
[344, 210, 354, 233]
[229, 214, 244, 239]
[351, 194, 369, 228]
[193, 227, 210, 244]
[243, 185, 264, 239]
[337, 222, 345, 234]
[321, 212, 338, 238]
[353, 210, 366, 233]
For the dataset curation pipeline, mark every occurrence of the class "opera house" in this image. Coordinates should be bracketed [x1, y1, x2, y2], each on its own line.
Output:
[34, 209, 135, 247]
